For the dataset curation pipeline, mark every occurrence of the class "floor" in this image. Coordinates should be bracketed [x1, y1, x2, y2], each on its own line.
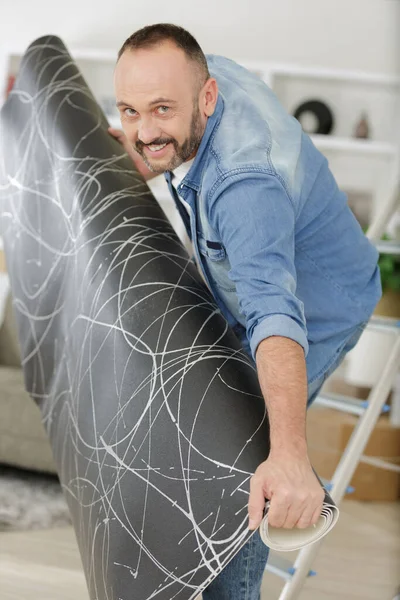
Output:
[0, 500, 399, 600]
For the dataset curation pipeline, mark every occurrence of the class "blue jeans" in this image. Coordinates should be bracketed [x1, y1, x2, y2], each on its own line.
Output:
[202, 531, 269, 600]
[202, 323, 367, 600]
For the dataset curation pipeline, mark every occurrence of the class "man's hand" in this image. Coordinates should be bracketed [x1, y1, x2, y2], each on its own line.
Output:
[248, 451, 324, 531]
[108, 127, 156, 181]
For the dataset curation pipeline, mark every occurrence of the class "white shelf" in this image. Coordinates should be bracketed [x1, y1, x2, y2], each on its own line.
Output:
[268, 63, 400, 87]
[310, 134, 398, 157]
[68, 48, 116, 62]
[237, 61, 400, 87]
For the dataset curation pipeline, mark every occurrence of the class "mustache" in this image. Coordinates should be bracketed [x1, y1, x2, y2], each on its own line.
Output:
[135, 138, 175, 152]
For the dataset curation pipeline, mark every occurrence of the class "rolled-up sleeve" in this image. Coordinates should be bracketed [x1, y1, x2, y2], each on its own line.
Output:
[209, 172, 308, 360]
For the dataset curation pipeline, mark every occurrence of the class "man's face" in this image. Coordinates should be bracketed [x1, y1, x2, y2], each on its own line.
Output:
[114, 42, 206, 174]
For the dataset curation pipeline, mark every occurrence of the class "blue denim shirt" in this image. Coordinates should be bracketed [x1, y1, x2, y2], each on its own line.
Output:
[164, 55, 382, 384]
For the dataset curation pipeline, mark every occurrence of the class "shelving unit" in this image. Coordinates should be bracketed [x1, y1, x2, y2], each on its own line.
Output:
[241, 61, 399, 214]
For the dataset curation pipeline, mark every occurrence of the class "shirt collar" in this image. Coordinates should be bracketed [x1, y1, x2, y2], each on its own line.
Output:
[164, 93, 224, 192]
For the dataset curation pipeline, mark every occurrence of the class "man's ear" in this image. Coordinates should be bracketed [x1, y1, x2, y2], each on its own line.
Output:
[202, 78, 218, 117]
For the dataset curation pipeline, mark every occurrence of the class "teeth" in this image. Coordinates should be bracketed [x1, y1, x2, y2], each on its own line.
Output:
[148, 143, 167, 152]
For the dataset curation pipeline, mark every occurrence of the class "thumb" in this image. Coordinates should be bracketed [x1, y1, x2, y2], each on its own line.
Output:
[248, 476, 266, 530]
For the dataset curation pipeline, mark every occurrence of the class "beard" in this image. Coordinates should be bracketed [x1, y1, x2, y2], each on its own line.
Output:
[134, 104, 204, 174]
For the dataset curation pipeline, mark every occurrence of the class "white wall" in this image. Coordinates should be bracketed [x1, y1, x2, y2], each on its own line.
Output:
[1, 0, 399, 75]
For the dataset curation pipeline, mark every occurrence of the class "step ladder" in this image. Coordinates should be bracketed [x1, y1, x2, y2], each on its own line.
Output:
[265, 177, 400, 599]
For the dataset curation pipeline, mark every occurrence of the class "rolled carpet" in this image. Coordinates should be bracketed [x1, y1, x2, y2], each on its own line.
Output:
[0, 35, 338, 600]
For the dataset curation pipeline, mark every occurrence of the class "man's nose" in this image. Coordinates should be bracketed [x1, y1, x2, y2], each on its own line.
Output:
[137, 119, 162, 145]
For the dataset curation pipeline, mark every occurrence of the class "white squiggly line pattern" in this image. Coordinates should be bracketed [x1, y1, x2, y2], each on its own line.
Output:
[0, 36, 269, 600]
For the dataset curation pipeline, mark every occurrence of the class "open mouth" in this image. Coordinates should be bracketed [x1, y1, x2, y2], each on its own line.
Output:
[144, 142, 171, 157]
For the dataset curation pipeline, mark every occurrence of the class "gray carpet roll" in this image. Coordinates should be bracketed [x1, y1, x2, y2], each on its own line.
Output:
[0, 35, 337, 600]
[0, 35, 270, 600]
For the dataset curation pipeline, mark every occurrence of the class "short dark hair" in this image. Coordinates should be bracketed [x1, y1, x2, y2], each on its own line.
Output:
[117, 23, 210, 86]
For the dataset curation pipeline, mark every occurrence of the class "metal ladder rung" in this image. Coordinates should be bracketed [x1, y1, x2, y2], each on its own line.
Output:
[358, 455, 400, 473]
[375, 240, 400, 255]
[321, 478, 355, 495]
[265, 553, 316, 581]
[367, 316, 400, 333]
[314, 392, 390, 416]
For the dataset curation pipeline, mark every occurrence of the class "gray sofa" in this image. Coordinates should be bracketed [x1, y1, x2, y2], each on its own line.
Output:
[0, 293, 57, 473]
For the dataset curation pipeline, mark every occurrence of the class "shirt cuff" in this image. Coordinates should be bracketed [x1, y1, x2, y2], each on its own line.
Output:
[249, 314, 309, 361]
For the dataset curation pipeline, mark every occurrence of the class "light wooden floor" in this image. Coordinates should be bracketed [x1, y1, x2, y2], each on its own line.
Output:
[0, 500, 399, 600]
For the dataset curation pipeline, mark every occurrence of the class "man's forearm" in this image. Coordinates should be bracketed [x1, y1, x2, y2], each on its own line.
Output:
[255, 335, 308, 456]
[249, 335, 324, 530]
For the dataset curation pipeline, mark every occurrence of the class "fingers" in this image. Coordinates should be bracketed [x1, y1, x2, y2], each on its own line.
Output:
[310, 502, 323, 526]
[248, 475, 266, 530]
[267, 492, 290, 529]
[308, 486, 325, 527]
[281, 490, 309, 529]
[269, 489, 323, 530]
[295, 497, 323, 529]
[108, 127, 124, 141]
[294, 505, 316, 529]
[247, 458, 325, 532]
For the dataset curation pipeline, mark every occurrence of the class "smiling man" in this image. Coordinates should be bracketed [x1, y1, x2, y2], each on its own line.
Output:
[110, 23, 381, 600]
[111, 29, 211, 180]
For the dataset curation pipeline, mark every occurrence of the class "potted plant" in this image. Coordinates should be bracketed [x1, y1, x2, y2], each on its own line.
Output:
[374, 238, 400, 317]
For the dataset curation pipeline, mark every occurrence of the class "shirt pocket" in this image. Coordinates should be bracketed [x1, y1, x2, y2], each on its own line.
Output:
[197, 235, 236, 292]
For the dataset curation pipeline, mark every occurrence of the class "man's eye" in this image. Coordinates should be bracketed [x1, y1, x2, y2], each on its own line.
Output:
[157, 106, 169, 115]
[124, 108, 137, 117]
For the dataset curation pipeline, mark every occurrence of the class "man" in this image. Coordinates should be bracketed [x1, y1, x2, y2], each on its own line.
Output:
[109, 23, 381, 600]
